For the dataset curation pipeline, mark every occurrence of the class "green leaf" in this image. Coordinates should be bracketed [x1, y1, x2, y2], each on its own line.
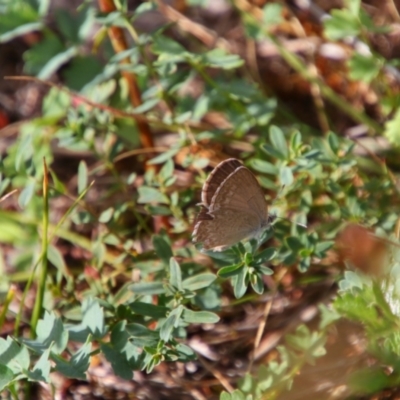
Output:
[233, 265, 247, 299]
[221, 389, 246, 400]
[38, 46, 78, 80]
[148, 148, 179, 165]
[262, 144, 287, 160]
[130, 282, 165, 295]
[279, 166, 293, 186]
[285, 236, 304, 252]
[324, 9, 360, 40]
[250, 159, 279, 175]
[47, 244, 68, 278]
[27, 347, 51, 382]
[314, 241, 334, 255]
[63, 55, 103, 91]
[348, 53, 381, 83]
[126, 323, 159, 346]
[133, 97, 160, 114]
[159, 159, 174, 184]
[23, 312, 68, 354]
[81, 298, 105, 338]
[0, 364, 14, 391]
[255, 247, 276, 263]
[137, 186, 169, 204]
[299, 256, 311, 272]
[258, 265, 274, 275]
[0, 338, 30, 374]
[203, 49, 244, 69]
[270, 125, 288, 158]
[101, 343, 133, 380]
[42, 87, 70, 118]
[169, 257, 182, 291]
[160, 306, 184, 342]
[153, 35, 187, 56]
[263, 3, 283, 27]
[99, 207, 114, 223]
[250, 273, 264, 294]
[0, 21, 43, 43]
[349, 367, 390, 394]
[218, 264, 244, 278]
[129, 302, 168, 318]
[347, 0, 361, 16]
[77, 160, 88, 195]
[182, 273, 216, 291]
[153, 235, 173, 265]
[181, 308, 220, 324]
[18, 181, 35, 208]
[55, 338, 91, 379]
[384, 108, 400, 144]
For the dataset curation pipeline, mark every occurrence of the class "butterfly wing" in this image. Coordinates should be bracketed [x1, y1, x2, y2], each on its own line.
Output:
[193, 163, 268, 251]
[201, 158, 242, 207]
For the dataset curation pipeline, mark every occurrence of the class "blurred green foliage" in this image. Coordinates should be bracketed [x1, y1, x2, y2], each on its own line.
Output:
[1, 0, 400, 398]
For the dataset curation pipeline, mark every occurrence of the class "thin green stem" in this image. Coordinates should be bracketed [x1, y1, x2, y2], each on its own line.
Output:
[30, 159, 50, 336]
[0, 285, 15, 329]
[266, 34, 383, 134]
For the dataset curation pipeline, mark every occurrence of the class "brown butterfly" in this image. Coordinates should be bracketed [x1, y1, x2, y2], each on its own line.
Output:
[192, 158, 272, 251]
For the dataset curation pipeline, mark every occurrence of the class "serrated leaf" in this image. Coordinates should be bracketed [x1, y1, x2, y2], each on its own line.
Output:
[324, 9, 360, 40]
[27, 347, 51, 382]
[0, 338, 30, 374]
[203, 49, 243, 69]
[263, 3, 283, 27]
[348, 53, 381, 83]
[101, 343, 133, 380]
[24, 312, 68, 355]
[55, 338, 91, 379]
[81, 298, 105, 338]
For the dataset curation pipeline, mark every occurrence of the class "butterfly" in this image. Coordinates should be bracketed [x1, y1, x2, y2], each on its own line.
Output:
[192, 158, 272, 251]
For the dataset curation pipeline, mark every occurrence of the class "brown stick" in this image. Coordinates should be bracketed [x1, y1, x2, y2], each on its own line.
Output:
[98, 0, 154, 151]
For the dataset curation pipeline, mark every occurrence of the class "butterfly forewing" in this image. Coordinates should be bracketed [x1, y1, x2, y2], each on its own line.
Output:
[201, 158, 242, 207]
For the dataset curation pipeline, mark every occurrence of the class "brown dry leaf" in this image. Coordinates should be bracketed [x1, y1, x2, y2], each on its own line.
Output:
[335, 223, 387, 276]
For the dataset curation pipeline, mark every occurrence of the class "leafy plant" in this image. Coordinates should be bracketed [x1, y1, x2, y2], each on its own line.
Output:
[1, 0, 400, 398]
